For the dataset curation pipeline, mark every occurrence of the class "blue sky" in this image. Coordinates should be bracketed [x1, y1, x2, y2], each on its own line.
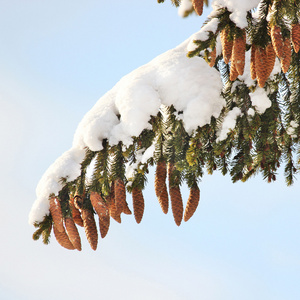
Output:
[1, 1, 300, 299]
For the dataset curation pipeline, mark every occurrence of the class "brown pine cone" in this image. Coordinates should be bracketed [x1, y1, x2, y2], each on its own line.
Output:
[69, 197, 84, 227]
[184, 185, 200, 222]
[208, 47, 216, 67]
[270, 25, 284, 59]
[250, 44, 257, 80]
[49, 196, 64, 232]
[232, 30, 246, 75]
[82, 209, 98, 251]
[265, 43, 276, 78]
[158, 184, 169, 214]
[114, 178, 127, 215]
[255, 46, 268, 88]
[74, 195, 83, 210]
[90, 192, 110, 237]
[98, 214, 110, 239]
[221, 27, 233, 64]
[292, 23, 300, 53]
[229, 61, 239, 81]
[90, 192, 107, 217]
[192, 0, 204, 16]
[123, 201, 132, 215]
[64, 217, 82, 251]
[169, 186, 184, 226]
[53, 224, 75, 250]
[132, 187, 145, 224]
[155, 161, 167, 197]
[280, 38, 291, 73]
[155, 160, 169, 214]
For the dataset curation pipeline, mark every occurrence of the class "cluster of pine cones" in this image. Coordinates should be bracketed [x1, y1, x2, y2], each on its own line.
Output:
[206, 23, 300, 87]
[49, 161, 200, 251]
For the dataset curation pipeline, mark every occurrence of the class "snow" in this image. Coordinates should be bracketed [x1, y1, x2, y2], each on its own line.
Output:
[29, 36, 225, 224]
[249, 88, 272, 114]
[212, 0, 261, 29]
[29, 0, 280, 225]
[178, 0, 193, 18]
[217, 107, 241, 141]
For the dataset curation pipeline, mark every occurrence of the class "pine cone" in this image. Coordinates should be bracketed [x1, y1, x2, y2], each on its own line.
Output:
[265, 43, 276, 78]
[64, 217, 82, 251]
[155, 161, 169, 214]
[232, 30, 246, 75]
[255, 46, 268, 88]
[229, 61, 239, 81]
[192, 0, 203, 16]
[132, 187, 145, 224]
[107, 184, 122, 223]
[168, 163, 183, 226]
[208, 47, 216, 67]
[114, 178, 127, 215]
[221, 27, 233, 64]
[53, 224, 75, 250]
[250, 44, 257, 80]
[280, 38, 291, 73]
[90, 192, 110, 238]
[158, 184, 169, 214]
[292, 23, 300, 53]
[98, 214, 110, 239]
[82, 209, 98, 251]
[270, 25, 284, 59]
[74, 195, 83, 210]
[169, 186, 183, 226]
[49, 196, 64, 232]
[184, 185, 200, 222]
[69, 197, 84, 227]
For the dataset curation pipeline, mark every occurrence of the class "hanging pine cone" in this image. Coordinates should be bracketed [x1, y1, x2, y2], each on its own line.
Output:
[158, 184, 169, 215]
[114, 178, 127, 215]
[208, 47, 216, 67]
[280, 38, 291, 73]
[53, 224, 75, 250]
[69, 196, 84, 227]
[231, 30, 246, 75]
[64, 217, 82, 251]
[265, 43, 276, 78]
[229, 61, 239, 81]
[132, 187, 145, 224]
[107, 183, 122, 223]
[169, 186, 183, 226]
[74, 194, 83, 210]
[90, 192, 110, 238]
[255, 46, 268, 88]
[123, 201, 132, 215]
[184, 185, 200, 222]
[250, 44, 257, 80]
[98, 214, 110, 239]
[192, 0, 204, 16]
[270, 25, 284, 59]
[291, 23, 300, 53]
[82, 209, 98, 251]
[49, 196, 64, 232]
[221, 27, 233, 64]
[155, 160, 169, 214]
[168, 163, 183, 226]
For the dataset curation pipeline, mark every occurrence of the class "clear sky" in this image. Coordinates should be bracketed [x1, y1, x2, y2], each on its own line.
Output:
[1, 1, 300, 300]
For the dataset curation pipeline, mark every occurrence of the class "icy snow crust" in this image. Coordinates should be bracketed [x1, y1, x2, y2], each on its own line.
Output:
[29, 38, 225, 224]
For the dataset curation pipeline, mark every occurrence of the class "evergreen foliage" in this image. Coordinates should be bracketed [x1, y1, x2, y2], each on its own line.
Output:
[33, 0, 300, 250]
